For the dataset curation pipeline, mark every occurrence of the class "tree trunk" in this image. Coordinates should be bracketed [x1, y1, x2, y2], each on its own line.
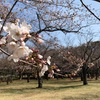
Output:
[80, 73, 83, 81]
[36, 68, 43, 88]
[82, 63, 88, 85]
[95, 68, 99, 80]
[27, 73, 30, 83]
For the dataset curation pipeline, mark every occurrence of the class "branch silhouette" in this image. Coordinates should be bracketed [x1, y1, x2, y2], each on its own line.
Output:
[0, 0, 19, 35]
[80, 0, 100, 21]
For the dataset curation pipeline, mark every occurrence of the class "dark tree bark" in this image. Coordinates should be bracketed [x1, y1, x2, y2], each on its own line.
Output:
[95, 67, 99, 80]
[6, 75, 12, 85]
[82, 63, 88, 85]
[27, 73, 30, 83]
[36, 68, 43, 88]
[80, 72, 83, 81]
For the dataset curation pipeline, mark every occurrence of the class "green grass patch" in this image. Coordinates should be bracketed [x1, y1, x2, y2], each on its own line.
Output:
[0, 78, 100, 100]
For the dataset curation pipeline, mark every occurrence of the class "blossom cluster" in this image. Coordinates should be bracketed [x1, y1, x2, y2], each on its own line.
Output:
[0, 19, 44, 62]
[0, 19, 51, 76]
[26, 50, 51, 76]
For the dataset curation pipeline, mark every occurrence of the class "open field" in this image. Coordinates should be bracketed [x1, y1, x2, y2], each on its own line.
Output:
[0, 78, 100, 100]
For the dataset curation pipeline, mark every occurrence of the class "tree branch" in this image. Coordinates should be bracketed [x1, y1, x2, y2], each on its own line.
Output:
[36, 12, 41, 31]
[94, 0, 100, 3]
[0, 0, 19, 35]
[30, 26, 79, 35]
[0, 47, 38, 68]
[0, 47, 10, 56]
[80, 0, 100, 21]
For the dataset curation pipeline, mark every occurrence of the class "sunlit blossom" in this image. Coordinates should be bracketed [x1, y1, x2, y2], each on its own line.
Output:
[5, 21, 31, 41]
[20, 21, 31, 34]
[39, 64, 48, 76]
[38, 54, 43, 59]
[36, 38, 44, 44]
[47, 56, 51, 65]
[7, 41, 19, 53]
[48, 70, 54, 78]
[8, 45, 33, 62]
[39, 63, 42, 67]
[5, 23, 22, 41]
[20, 41, 26, 46]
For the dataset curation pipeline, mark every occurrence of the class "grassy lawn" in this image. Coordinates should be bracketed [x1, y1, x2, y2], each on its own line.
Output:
[0, 78, 100, 100]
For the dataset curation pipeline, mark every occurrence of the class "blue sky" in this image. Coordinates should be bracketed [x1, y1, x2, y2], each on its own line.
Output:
[50, 0, 100, 46]
[39, 0, 100, 47]
[2, 0, 100, 47]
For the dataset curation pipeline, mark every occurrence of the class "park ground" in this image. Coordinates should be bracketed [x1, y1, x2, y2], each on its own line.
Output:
[0, 78, 100, 100]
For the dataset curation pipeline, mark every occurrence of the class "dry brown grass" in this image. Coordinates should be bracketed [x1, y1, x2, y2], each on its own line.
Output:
[0, 79, 100, 100]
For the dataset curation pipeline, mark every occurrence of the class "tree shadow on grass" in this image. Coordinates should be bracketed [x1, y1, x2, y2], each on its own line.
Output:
[44, 79, 82, 85]
[0, 84, 83, 94]
[43, 84, 83, 91]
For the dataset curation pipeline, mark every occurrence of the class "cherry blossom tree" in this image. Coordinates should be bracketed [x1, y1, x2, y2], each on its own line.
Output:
[0, 0, 100, 87]
[0, 0, 49, 88]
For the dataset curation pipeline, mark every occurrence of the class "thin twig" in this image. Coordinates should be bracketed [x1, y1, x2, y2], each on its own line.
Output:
[0, 0, 19, 34]
[80, 0, 100, 21]
[0, 47, 38, 68]
[0, 47, 10, 56]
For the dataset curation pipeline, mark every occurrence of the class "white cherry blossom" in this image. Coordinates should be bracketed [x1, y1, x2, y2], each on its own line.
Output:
[7, 41, 19, 53]
[38, 54, 43, 59]
[36, 38, 44, 44]
[8, 45, 33, 62]
[47, 56, 51, 65]
[39, 64, 48, 76]
[5, 21, 31, 41]
[20, 21, 31, 34]
[5, 23, 22, 41]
